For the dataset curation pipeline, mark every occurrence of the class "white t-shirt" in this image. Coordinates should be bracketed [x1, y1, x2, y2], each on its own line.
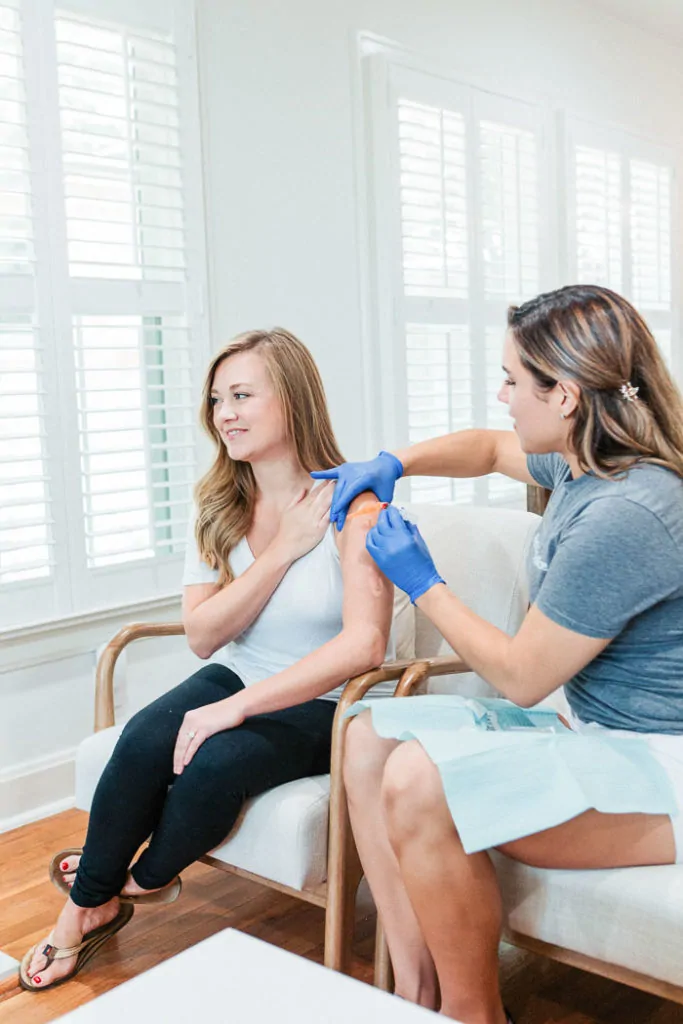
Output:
[183, 520, 396, 701]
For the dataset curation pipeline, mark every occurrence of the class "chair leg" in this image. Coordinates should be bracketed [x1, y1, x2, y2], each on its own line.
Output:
[324, 842, 363, 974]
[325, 694, 366, 974]
[374, 917, 393, 991]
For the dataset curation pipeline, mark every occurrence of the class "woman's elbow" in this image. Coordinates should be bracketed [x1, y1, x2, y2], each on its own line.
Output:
[187, 636, 214, 660]
[183, 621, 216, 660]
[349, 627, 387, 672]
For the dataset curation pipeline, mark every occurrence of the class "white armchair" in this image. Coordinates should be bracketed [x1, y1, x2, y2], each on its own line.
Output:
[369, 505, 683, 1006]
[74, 504, 539, 975]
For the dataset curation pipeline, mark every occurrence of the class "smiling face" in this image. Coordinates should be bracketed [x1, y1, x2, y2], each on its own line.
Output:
[498, 331, 570, 454]
[210, 349, 290, 463]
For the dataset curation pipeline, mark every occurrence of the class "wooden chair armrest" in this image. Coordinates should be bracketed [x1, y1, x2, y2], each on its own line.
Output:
[95, 621, 186, 732]
[335, 653, 470, 715]
[330, 651, 469, 768]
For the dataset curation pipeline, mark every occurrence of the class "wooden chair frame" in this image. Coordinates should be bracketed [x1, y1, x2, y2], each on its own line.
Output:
[369, 664, 683, 1006]
[93, 622, 469, 974]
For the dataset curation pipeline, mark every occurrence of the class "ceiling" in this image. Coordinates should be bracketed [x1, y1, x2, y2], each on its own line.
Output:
[589, 0, 683, 48]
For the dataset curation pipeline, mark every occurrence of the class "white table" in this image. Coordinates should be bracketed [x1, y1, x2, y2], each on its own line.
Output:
[0, 950, 19, 983]
[55, 928, 449, 1022]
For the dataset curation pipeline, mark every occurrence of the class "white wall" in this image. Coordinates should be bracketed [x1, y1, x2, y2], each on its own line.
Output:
[0, 606, 202, 832]
[197, 0, 683, 458]
[4, 0, 683, 830]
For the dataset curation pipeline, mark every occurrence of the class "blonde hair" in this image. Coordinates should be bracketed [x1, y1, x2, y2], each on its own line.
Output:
[508, 285, 683, 479]
[194, 328, 344, 584]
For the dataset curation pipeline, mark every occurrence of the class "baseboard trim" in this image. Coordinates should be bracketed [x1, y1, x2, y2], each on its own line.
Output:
[0, 796, 76, 836]
[0, 750, 76, 835]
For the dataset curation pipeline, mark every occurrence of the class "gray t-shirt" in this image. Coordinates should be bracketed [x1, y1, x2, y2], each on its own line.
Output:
[527, 453, 683, 733]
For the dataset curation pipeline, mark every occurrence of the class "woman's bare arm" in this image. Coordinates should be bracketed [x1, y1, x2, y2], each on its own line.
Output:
[417, 587, 609, 707]
[182, 484, 332, 658]
[396, 429, 534, 486]
[223, 492, 394, 718]
[173, 493, 393, 772]
[182, 549, 292, 660]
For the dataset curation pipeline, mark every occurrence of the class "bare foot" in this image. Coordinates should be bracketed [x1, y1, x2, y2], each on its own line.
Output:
[120, 871, 166, 898]
[26, 897, 120, 988]
[56, 853, 81, 890]
[57, 856, 165, 900]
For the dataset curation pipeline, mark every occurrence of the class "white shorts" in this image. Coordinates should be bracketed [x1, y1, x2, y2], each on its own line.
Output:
[570, 711, 683, 863]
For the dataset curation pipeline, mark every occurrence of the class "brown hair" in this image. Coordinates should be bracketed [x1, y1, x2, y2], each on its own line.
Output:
[194, 328, 344, 584]
[507, 284, 683, 479]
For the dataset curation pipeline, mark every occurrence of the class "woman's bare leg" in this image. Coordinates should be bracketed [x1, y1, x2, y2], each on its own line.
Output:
[383, 740, 676, 1024]
[382, 741, 505, 1024]
[343, 712, 438, 1008]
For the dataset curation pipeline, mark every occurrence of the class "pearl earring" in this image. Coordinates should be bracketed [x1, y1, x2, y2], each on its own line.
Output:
[560, 412, 567, 420]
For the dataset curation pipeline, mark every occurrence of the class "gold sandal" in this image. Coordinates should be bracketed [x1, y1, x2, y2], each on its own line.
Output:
[19, 902, 134, 992]
[49, 849, 182, 905]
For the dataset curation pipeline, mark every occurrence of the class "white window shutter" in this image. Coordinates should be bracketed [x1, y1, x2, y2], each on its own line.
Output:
[0, 319, 53, 584]
[629, 159, 671, 312]
[568, 119, 674, 370]
[398, 99, 468, 299]
[55, 7, 201, 609]
[372, 61, 537, 510]
[574, 144, 622, 289]
[56, 13, 185, 282]
[74, 314, 194, 569]
[479, 119, 539, 303]
[0, 0, 206, 628]
[0, 1, 55, 602]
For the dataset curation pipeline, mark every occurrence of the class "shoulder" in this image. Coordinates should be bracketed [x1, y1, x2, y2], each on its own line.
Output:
[581, 465, 683, 533]
[527, 452, 571, 490]
[182, 511, 219, 585]
[565, 484, 683, 567]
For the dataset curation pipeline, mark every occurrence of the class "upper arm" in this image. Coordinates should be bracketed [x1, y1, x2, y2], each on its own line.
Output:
[491, 430, 535, 485]
[509, 604, 610, 705]
[336, 493, 393, 654]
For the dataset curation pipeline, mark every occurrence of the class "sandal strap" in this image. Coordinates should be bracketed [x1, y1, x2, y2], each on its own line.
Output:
[40, 934, 87, 963]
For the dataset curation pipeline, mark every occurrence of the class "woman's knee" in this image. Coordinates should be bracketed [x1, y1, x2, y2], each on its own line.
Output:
[381, 741, 445, 837]
[115, 708, 175, 767]
[343, 711, 395, 794]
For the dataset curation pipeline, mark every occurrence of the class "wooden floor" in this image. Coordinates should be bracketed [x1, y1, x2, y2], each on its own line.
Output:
[0, 809, 682, 1023]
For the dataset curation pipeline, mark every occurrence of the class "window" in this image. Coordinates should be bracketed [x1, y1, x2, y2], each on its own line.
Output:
[0, 0, 207, 629]
[367, 60, 544, 508]
[365, 53, 679, 511]
[567, 117, 674, 367]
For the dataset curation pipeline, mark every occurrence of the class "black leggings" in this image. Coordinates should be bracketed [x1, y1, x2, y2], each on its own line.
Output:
[70, 664, 336, 908]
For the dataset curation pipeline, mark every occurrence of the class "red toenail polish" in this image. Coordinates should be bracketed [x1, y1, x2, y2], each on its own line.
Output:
[34, 977, 41, 984]
[62, 861, 69, 870]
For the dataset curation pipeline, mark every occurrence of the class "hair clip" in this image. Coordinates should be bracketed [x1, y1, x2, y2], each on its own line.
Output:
[619, 381, 639, 402]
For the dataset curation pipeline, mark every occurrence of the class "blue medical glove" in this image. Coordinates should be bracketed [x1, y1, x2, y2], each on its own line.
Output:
[366, 505, 445, 604]
[311, 450, 403, 531]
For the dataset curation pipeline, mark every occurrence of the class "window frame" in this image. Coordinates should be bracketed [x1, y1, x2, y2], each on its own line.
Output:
[361, 42, 681, 510]
[0, 0, 210, 631]
[564, 113, 679, 379]
[363, 51, 554, 507]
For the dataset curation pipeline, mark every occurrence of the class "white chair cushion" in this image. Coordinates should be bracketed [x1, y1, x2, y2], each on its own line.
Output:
[493, 852, 683, 986]
[406, 504, 539, 698]
[75, 726, 330, 892]
[393, 586, 415, 661]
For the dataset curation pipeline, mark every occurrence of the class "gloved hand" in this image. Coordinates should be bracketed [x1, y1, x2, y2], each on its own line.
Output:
[366, 505, 445, 604]
[311, 451, 403, 531]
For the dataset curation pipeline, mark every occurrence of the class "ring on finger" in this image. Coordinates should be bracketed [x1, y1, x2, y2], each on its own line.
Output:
[186, 730, 197, 740]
